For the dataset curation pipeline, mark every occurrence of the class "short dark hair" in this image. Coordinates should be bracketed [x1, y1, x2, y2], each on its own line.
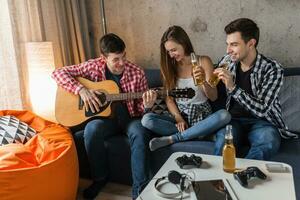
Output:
[99, 33, 125, 56]
[225, 18, 260, 47]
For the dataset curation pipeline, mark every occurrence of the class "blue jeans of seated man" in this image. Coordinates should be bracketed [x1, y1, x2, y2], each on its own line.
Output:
[83, 118, 152, 199]
[213, 118, 281, 160]
[127, 120, 152, 199]
[141, 109, 231, 141]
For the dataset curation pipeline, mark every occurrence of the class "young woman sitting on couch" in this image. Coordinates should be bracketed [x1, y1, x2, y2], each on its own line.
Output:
[142, 25, 231, 151]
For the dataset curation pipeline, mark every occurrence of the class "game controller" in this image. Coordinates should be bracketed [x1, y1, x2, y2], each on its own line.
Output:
[233, 166, 267, 187]
[176, 154, 202, 169]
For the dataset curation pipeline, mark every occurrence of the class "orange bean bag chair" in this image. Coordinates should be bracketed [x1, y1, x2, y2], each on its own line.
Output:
[0, 110, 79, 200]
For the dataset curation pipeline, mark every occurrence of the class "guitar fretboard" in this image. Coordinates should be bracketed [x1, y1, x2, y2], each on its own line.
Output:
[106, 90, 167, 101]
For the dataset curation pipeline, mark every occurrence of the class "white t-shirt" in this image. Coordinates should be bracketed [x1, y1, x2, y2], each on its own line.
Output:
[175, 77, 207, 105]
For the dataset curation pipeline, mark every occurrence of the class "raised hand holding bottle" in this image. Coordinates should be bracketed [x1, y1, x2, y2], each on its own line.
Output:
[208, 54, 231, 87]
[191, 52, 205, 86]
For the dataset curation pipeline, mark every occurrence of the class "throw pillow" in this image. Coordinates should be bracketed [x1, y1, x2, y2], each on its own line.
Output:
[150, 87, 169, 115]
[151, 98, 169, 114]
[280, 76, 300, 134]
[0, 115, 37, 146]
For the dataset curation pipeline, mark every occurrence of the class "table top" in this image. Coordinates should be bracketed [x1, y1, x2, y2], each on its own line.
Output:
[138, 152, 296, 200]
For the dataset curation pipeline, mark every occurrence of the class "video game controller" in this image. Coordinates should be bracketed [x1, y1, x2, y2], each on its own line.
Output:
[176, 154, 202, 169]
[233, 166, 267, 187]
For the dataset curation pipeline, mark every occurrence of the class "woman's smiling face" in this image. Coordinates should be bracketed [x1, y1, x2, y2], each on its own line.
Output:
[164, 40, 186, 62]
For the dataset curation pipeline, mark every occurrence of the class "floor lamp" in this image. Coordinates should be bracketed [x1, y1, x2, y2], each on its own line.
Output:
[25, 42, 57, 122]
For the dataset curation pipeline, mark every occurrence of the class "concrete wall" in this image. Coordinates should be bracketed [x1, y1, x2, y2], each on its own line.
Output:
[87, 0, 300, 68]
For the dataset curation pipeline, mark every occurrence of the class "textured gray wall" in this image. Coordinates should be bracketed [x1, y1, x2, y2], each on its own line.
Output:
[87, 0, 300, 68]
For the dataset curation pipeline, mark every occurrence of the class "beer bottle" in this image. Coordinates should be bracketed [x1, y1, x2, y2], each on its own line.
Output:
[191, 52, 205, 85]
[222, 125, 236, 173]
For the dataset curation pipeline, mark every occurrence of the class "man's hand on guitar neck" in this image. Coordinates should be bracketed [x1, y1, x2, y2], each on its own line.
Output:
[142, 90, 157, 109]
[79, 87, 102, 113]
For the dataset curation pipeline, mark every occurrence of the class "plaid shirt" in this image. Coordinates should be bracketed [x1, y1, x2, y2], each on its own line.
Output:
[224, 53, 298, 139]
[177, 101, 212, 127]
[52, 57, 148, 117]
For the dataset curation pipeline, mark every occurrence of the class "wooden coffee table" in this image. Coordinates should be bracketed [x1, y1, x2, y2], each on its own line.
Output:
[138, 152, 296, 200]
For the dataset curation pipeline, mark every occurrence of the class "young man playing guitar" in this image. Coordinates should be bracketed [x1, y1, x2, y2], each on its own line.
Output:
[52, 33, 157, 200]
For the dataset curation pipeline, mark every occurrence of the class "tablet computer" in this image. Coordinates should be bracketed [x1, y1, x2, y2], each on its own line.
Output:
[190, 179, 238, 200]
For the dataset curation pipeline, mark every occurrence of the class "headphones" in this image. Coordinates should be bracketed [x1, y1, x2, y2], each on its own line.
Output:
[154, 170, 192, 199]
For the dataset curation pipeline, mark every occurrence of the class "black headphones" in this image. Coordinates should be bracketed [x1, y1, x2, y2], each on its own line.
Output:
[154, 170, 191, 198]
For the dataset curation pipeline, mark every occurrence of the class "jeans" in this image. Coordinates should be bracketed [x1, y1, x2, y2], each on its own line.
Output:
[82, 118, 151, 199]
[126, 120, 152, 199]
[141, 109, 231, 142]
[214, 118, 281, 160]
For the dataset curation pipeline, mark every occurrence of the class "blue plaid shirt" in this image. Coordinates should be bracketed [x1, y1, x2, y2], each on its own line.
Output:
[224, 53, 297, 139]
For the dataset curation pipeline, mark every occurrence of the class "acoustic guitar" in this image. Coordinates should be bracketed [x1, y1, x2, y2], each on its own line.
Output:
[55, 77, 195, 127]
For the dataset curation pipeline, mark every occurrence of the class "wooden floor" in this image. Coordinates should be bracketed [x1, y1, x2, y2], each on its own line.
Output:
[77, 179, 132, 200]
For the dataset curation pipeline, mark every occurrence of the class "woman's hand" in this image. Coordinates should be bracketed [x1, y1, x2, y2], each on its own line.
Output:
[175, 119, 188, 132]
[192, 65, 206, 83]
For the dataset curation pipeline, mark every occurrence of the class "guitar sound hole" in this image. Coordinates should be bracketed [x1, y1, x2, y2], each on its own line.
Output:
[84, 92, 110, 117]
[96, 92, 107, 106]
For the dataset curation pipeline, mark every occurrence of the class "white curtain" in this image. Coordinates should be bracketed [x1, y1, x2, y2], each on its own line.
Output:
[0, 0, 91, 119]
[0, 0, 23, 110]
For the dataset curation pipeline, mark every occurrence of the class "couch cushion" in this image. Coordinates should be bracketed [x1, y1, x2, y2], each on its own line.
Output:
[145, 69, 162, 88]
[0, 115, 36, 146]
[151, 98, 169, 114]
[280, 75, 300, 134]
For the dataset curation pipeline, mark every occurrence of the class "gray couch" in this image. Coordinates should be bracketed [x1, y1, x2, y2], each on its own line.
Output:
[73, 67, 300, 199]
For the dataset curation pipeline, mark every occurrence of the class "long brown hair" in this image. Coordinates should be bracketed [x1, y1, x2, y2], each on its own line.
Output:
[160, 26, 194, 90]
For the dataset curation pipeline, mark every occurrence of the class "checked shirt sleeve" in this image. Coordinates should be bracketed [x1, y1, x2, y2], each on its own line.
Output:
[230, 64, 283, 118]
[52, 60, 98, 95]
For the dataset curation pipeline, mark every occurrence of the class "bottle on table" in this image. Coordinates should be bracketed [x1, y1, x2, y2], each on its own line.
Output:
[223, 124, 236, 173]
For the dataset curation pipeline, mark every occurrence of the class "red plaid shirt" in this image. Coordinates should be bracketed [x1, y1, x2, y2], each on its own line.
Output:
[52, 57, 148, 117]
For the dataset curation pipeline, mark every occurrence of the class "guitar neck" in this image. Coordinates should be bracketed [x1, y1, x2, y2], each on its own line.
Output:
[106, 92, 142, 101]
[106, 90, 167, 102]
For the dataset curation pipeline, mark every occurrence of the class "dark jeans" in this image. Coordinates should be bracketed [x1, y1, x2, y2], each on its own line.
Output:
[74, 118, 152, 199]
[214, 118, 281, 160]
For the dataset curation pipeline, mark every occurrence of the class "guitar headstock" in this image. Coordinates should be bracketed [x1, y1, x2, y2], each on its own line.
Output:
[169, 88, 195, 99]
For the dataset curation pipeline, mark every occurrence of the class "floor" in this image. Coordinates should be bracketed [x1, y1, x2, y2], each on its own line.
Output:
[77, 179, 132, 200]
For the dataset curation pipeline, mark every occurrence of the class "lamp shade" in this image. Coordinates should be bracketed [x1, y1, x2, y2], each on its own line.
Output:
[25, 42, 56, 122]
